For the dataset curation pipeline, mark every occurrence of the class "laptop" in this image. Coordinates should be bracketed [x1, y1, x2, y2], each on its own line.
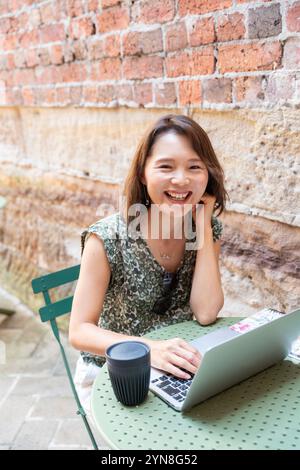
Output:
[149, 307, 300, 412]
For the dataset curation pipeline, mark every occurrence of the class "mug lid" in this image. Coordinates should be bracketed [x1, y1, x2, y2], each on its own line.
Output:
[105, 341, 150, 367]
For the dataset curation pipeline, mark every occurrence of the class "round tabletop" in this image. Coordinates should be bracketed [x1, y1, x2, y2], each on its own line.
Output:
[91, 318, 300, 450]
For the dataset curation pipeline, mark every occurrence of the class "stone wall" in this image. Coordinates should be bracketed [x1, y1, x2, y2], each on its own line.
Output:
[0, 1, 299, 316]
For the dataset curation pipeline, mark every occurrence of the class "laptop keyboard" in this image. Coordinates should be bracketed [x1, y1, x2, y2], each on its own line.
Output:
[151, 374, 194, 403]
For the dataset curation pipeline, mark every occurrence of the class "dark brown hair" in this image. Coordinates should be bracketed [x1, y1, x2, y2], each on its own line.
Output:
[122, 114, 229, 223]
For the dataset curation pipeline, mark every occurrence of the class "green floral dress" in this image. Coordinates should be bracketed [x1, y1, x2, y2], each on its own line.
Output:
[80, 212, 223, 367]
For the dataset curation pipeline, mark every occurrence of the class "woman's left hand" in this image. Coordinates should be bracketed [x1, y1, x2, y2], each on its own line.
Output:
[193, 192, 216, 226]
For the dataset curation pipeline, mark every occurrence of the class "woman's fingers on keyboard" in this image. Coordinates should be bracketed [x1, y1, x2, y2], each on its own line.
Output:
[170, 353, 198, 377]
[176, 346, 201, 368]
[175, 348, 201, 373]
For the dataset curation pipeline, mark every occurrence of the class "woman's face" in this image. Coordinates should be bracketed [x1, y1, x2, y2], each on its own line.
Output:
[141, 132, 209, 217]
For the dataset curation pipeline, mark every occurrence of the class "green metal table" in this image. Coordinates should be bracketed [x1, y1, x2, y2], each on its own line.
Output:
[91, 318, 300, 450]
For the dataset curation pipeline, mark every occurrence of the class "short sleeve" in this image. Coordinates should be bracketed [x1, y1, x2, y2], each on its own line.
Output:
[211, 216, 223, 242]
[80, 219, 122, 288]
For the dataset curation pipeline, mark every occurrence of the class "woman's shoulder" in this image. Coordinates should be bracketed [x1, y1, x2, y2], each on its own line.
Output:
[84, 212, 127, 238]
[81, 212, 124, 256]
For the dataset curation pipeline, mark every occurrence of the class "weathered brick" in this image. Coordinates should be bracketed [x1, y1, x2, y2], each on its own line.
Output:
[134, 0, 175, 24]
[166, 48, 215, 77]
[98, 84, 115, 102]
[70, 17, 95, 39]
[103, 34, 120, 57]
[40, 24, 66, 43]
[103, 0, 120, 7]
[34, 65, 53, 85]
[72, 40, 88, 61]
[43, 87, 57, 104]
[66, 0, 85, 17]
[97, 6, 129, 33]
[133, 82, 153, 105]
[83, 84, 99, 102]
[203, 77, 232, 103]
[216, 13, 245, 42]
[87, 38, 104, 61]
[179, 0, 232, 16]
[123, 55, 163, 79]
[87, 0, 100, 12]
[21, 86, 35, 105]
[236, 0, 271, 3]
[50, 45, 64, 65]
[13, 68, 35, 86]
[55, 86, 71, 105]
[235, 76, 265, 102]
[123, 29, 163, 56]
[96, 57, 122, 80]
[165, 21, 188, 52]
[265, 74, 295, 102]
[70, 84, 82, 103]
[248, 4, 282, 39]
[40, 3, 56, 24]
[154, 82, 177, 105]
[6, 54, 15, 70]
[19, 29, 40, 48]
[116, 83, 133, 103]
[29, 8, 41, 29]
[283, 37, 300, 69]
[60, 62, 88, 82]
[178, 80, 201, 105]
[25, 49, 39, 68]
[286, 1, 300, 32]
[18, 11, 29, 30]
[0, 18, 12, 35]
[218, 42, 282, 73]
[3, 34, 18, 51]
[14, 50, 26, 68]
[37, 48, 51, 67]
[189, 17, 215, 47]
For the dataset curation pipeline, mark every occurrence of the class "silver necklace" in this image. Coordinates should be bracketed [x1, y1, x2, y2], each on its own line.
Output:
[159, 251, 173, 260]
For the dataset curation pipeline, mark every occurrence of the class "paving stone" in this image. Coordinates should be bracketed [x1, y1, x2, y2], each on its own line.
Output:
[48, 444, 91, 450]
[0, 376, 18, 402]
[0, 329, 23, 343]
[0, 355, 59, 376]
[0, 308, 32, 329]
[6, 341, 38, 360]
[11, 376, 71, 398]
[52, 419, 95, 447]
[30, 397, 77, 420]
[18, 318, 46, 344]
[11, 420, 59, 450]
[0, 395, 34, 445]
[52, 349, 79, 376]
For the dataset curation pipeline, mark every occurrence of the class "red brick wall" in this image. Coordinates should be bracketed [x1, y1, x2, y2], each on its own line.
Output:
[0, 0, 299, 108]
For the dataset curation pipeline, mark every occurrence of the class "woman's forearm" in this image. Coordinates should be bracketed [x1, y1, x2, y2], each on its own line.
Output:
[69, 322, 154, 356]
[189, 225, 224, 325]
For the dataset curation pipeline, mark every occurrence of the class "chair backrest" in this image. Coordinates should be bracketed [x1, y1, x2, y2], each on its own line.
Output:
[31, 264, 80, 322]
[31, 264, 98, 450]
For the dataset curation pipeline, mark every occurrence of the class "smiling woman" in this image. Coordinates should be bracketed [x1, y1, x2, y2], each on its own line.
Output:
[69, 114, 228, 423]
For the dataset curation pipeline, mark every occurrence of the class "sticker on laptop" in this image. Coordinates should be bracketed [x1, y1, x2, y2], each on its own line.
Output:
[229, 308, 285, 334]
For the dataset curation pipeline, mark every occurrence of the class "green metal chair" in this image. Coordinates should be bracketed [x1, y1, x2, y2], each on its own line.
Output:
[31, 264, 98, 450]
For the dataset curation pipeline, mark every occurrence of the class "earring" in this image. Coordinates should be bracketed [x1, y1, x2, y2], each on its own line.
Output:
[143, 185, 150, 206]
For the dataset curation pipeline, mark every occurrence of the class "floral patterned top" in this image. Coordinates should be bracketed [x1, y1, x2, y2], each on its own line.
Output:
[80, 211, 223, 367]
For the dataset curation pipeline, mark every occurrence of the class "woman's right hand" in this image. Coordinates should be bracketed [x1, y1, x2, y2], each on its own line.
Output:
[147, 337, 202, 380]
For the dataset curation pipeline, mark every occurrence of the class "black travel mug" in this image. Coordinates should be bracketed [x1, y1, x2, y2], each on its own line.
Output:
[105, 341, 151, 406]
